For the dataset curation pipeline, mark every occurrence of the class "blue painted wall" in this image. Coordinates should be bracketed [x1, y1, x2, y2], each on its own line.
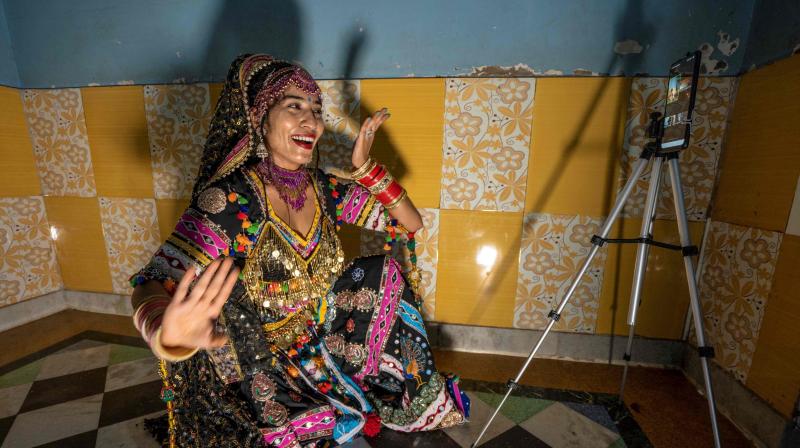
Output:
[742, 0, 800, 70]
[0, 1, 20, 87]
[4, 0, 755, 88]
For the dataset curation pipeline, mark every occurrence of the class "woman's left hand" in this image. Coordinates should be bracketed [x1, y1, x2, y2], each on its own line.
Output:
[352, 108, 390, 169]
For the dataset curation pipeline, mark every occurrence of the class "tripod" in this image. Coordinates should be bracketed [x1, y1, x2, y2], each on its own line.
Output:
[471, 112, 722, 447]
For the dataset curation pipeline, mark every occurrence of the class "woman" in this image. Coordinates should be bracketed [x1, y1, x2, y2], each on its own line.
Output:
[130, 54, 468, 447]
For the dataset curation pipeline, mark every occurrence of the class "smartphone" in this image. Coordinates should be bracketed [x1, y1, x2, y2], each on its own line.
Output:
[661, 51, 701, 150]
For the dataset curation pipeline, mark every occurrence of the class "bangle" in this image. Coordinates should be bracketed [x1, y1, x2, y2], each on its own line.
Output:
[351, 158, 377, 180]
[368, 172, 394, 195]
[383, 188, 407, 210]
[376, 181, 406, 209]
[358, 164, 386, 189]
[152, 327, 199, 362]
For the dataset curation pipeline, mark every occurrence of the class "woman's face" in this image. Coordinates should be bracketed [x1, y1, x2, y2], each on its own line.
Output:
[263, 85, 324, 169]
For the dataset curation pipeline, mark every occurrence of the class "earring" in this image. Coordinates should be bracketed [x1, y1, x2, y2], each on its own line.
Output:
[256, 141, 268, 159]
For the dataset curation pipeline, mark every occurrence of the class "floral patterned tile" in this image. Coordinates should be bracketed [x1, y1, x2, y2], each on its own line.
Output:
[619, 77, 736, 221]
[695, 220, 782, 382]
[98, 197, 161, 295]
[513, 213, 607, 333]
[316, 80, 360, 174]
[0, 197, 62, 306]
[21, 89, 97, 197]
[359, 208, 439, 320]
[440, 78, 535, 212]
[144, 84, 213, 199]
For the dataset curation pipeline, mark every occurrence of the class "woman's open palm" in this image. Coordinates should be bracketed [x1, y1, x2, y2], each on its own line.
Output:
[159, 257, 239, 350]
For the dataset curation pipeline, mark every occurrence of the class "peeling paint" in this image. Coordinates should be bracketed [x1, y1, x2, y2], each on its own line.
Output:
[572, 68, 601, 76]
[88, 82, 100, 86]
[614, 39, 643, 55]
[716, 31, 740, 56]
[543, 69, 563, 76]
[172, 77, 186, 83]
[176, 51, 182, 58]
[698, 42, 728, 75]
[465, 63, 538, 77]
[116, 80, 134, 85]
[794, 43, 800, 54]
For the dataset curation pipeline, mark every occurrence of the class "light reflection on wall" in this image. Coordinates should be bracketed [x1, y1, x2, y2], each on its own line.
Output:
[476, 245, 497, 273]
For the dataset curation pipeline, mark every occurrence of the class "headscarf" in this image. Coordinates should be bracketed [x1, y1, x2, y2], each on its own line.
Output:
[191, 54, 321, 200]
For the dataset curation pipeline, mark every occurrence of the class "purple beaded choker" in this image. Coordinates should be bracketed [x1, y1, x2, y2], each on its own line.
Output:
[256, 158, 309, 211]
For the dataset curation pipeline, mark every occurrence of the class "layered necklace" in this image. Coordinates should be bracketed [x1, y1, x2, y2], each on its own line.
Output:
[255, 158, 309, 211]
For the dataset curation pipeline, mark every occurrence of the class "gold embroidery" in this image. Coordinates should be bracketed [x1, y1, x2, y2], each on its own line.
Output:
[167, 236, 212, 266]
[262, 307, 315, 349]
[197, 187, 227, 214]
[436, 409, 465, 429]
[355, 195, 379, 227]
[241, 171, 345, 319]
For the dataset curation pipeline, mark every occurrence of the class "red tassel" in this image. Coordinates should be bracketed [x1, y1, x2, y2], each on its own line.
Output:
[364, 412, 382, 437]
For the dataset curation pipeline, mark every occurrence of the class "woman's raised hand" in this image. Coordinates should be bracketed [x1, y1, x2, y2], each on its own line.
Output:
[352, 108, 390, 169]
[159, 257, 239, 350]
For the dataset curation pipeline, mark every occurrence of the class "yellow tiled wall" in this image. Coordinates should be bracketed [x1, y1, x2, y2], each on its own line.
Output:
[2, 55, 799, 427]
[0, 73, 745, 355]
[709, 54, 800, 417]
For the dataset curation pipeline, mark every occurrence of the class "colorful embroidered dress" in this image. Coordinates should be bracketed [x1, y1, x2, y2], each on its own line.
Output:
[130, 54, 468, 447]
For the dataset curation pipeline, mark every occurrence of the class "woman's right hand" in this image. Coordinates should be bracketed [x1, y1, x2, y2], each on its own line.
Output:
[159, 257, 240, 350]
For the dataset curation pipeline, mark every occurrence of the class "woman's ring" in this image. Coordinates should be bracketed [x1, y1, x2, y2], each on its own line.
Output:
[365, 129, 375, 137]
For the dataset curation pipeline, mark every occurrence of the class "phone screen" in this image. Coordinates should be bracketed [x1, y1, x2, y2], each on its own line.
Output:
[661, 52, 700, 150]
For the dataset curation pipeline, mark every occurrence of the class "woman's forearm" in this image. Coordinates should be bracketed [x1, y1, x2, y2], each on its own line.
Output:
[387, 195, 423, 233]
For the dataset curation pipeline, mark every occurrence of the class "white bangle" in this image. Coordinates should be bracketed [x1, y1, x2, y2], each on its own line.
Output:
[152, 327, 199, 362]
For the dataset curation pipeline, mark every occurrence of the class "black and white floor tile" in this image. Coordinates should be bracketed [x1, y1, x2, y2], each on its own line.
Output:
[0, 337, 650, 447]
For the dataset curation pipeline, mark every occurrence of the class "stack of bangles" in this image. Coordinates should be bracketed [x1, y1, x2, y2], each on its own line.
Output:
[351, 158, 407, 209]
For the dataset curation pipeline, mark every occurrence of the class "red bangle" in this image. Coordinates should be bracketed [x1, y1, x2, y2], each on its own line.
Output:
[375, 180, 404, 205]
[358, 165, 386, 188]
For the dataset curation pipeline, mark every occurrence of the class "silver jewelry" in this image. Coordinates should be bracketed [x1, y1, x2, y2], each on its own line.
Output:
[365, 129, 375, 137]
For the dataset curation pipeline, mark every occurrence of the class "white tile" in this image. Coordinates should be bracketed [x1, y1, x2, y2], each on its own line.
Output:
[95, 411, 163, 448]
[64, 290, 133, 316]
[519, 401, 619, 448]
[0, 383, 32, 418]
[786, 175, 800, 236]
[36, 344, 110, 380]
[442, 392, 516, 447]
[0, 290, 65, 333]
[2, 393, 102, 448]
[105, 357, 160, 392]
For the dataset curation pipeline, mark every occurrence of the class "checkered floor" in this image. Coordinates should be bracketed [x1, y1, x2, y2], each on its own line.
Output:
[0, 336, 649, 447]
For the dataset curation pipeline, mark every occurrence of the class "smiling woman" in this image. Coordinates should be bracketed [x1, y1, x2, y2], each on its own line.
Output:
[128, 54, 468, 447]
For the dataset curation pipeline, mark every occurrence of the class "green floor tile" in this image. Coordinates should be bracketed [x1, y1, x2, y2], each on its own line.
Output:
[108, 344, 155, 365]
[474, 391, 553, 424]
[0, 359, 43, 388]
[608, 437, 627, 448]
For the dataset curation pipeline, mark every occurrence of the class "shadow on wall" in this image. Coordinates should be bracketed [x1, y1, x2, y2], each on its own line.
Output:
[201, 0, 304, 77]
[455, 0, 658, 364]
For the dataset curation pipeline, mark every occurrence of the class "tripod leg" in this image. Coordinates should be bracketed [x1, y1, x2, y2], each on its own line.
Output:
[470, 157, 652, 447]
[619, 156, 665, 398]
[666, 155, 722, 448]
